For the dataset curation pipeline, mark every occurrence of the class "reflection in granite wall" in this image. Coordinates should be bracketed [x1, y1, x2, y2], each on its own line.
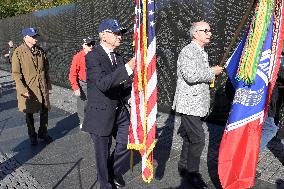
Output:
[154, 0, 252, 114]
[1, 0, 283, 125]
[0, 1, 134, 87]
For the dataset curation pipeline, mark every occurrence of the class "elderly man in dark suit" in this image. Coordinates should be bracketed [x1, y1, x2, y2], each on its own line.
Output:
[172, 21, 223, 189]
[82, 19, 135, 189]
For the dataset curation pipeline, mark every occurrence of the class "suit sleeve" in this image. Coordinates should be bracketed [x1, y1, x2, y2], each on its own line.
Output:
[86, 52, 130, 93]
[178, 48, 215, 83]
[12, 49, 29, 95]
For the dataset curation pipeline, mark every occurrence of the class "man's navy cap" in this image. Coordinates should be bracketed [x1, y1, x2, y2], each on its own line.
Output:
[98, 19, 127, 34]
[82, 36, 95, 45]
[21, 27, 39, 37]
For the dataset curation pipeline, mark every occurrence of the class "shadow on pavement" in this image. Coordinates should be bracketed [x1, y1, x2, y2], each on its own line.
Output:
[276, 179, 284, 189]
[0, 113, 79, 183]
[206, 123, 224, 189]
[154, 110, 175, 180]
[0, 99, 17, 112]
[0, 75, 9, 79]
[0, 80, 15, 86]
[162, 178, 199, 189]
[0, 80, 15, 99]
[89, 178, 99, 189]
[52, 157, 83, 189]
[0, 81, 17, 112]
[267, 136, 284, 166]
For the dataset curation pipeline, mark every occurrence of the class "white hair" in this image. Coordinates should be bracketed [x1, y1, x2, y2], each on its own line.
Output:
[189, 21, 208, 39]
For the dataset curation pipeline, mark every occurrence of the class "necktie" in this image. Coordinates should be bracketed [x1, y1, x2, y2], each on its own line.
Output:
[110, 52, 117, 65]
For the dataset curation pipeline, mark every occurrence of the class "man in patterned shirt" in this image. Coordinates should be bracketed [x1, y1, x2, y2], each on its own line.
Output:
[172, 21, 223, 189]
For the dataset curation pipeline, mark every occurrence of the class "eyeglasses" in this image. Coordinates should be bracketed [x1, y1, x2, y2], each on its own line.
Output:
[31, 35, 38, 39]
[197, 29, 211, 34]
[105, 30, 122, 36]
[86, 44, 93, 47]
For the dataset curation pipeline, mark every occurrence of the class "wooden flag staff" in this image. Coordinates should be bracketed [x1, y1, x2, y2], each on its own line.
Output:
[210, 0, 257, 88]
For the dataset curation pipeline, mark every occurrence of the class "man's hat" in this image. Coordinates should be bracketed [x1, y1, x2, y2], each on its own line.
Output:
[21, 27, 39, 37]
[82, 36, 95, 45]
[98, 19, 127, 34]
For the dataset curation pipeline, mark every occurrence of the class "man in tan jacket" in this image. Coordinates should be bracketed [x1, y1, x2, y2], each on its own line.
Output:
[12, 27, 53, 145]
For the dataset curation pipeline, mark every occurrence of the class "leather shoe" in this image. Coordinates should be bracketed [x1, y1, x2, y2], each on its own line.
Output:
[187, 172, 208, 189]
[38, 134, 53, 143]
[113, 175, 125, 187]
[178, 167, 188, 178]
[30, 134, 38, 146]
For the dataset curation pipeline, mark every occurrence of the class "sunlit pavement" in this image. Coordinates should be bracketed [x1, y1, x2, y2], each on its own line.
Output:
[0, 70, 282, 189]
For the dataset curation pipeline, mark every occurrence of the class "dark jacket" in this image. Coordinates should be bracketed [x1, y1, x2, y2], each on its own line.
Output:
[82, 45, 132, 136]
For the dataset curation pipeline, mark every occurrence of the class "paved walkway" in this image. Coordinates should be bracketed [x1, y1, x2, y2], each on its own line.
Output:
[0, 70, 283, 189]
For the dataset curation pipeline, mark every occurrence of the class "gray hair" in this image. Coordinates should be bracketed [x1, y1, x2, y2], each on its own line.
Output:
[189, 21, 207, 39]
[189, 23, 198, 39]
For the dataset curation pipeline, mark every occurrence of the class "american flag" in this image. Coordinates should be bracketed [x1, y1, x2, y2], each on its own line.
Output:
[128, 0, 157, 183]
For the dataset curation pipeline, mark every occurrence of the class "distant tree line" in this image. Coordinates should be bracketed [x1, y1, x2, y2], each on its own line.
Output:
[0, 0, 83, 19]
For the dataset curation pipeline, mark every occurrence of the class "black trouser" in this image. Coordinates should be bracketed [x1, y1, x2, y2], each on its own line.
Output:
[178, 114, 205, 173]
[25, 106, 48, 137]
[90, 107, 130, 189]
[77, 80, 87, 123]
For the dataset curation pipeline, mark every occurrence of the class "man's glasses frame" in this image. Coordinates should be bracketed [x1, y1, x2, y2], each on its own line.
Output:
[104, 30, 123, 36]
[31, 35, 39, 39]
[197, 29, 212, 34]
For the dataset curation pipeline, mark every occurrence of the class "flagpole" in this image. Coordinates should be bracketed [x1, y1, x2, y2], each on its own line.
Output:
[129, 0, 141, 174]
[219, 0, 257, 68]
[130, 150, 134, 172]
[210, 0, 257, 88]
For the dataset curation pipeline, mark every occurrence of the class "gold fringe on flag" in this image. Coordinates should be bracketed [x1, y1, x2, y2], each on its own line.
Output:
[236, 0, 274, 85]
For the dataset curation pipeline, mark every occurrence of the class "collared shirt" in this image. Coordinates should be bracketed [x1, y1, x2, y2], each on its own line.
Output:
[100, 43, 133, 76]
[192, 41, 208, 62]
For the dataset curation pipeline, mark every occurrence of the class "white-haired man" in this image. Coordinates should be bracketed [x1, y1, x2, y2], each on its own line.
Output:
[172, 21, 223, 189]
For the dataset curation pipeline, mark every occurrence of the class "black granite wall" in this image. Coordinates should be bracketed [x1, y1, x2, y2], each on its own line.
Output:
[0, 0, 271, 119]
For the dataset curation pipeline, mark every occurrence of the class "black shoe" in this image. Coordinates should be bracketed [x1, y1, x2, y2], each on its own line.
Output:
[30, 134, 38, 146]
[113, 175, 125, 188]
[187, 172, 208, 189]
[38, 134, 53, 143]
[255, 170, 261, 178]
[155, 170, 164, 180]
[178, 167, 188, 178]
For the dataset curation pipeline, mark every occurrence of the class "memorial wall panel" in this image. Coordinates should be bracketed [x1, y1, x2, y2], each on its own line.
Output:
[1, 0, 282, 126]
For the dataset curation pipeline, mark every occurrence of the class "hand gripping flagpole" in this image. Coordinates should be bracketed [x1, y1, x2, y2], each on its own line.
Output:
[210, 0, 257, 88]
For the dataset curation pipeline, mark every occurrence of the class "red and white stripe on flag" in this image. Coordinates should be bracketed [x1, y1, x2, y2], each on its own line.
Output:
[128, 0, 157, 183]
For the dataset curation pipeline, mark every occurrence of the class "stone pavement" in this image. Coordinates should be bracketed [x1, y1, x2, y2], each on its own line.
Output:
[0, 69, 283, 189]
